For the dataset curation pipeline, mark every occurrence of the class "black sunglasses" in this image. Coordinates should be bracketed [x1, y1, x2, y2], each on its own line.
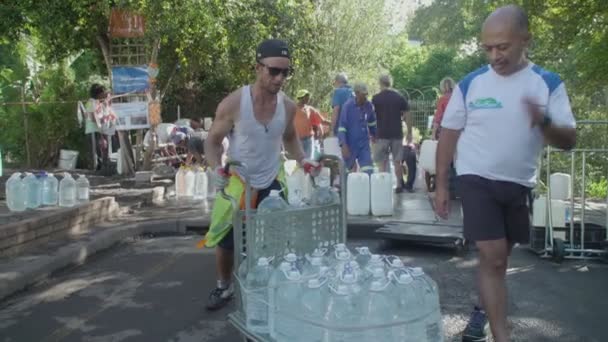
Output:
[258, 62, 294, 78]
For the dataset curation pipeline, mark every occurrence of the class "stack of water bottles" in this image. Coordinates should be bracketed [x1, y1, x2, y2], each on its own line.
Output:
[237, 244, 444, 342]
[5, 172, 90, 212]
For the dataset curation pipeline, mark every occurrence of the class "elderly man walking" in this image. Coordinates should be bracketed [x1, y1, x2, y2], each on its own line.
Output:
[435, 5, 576, 342]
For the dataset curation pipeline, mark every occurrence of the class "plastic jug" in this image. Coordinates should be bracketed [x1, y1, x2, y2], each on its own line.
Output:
[391, 270, 426, 342]
[58, 173, 77, 207]
[245, 257, 273, 334]
[6, 173, 26, 212]
[550, 172, 572, 200]
[184, 167, 195, 197]
[41, 173, 59, 206]
[365, 280, 397, 341]
[300, 277, 328, 341]
[419, 140, 438, 174]
[370, 172, 394, 216]
[257, 190, 288, 213]
[326, 283, 365, 341]
[410, 267, 444, 342]
[206, 167, 216, 199]
[275, 270, 303, 340]
[323, 137, 342, 157]
[175, 166, 185, 198]
[24, 172, 41, 209]
[193, 167, 208, 200]
[268, 261, 291, 339]
[76, 174, 90, 203]
[286, 167, 306, 205]
[346, 172, 370, 215]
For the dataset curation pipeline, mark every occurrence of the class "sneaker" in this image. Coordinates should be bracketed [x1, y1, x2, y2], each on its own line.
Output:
[462, 306, 489, 342]
[205, 284, 234, 311]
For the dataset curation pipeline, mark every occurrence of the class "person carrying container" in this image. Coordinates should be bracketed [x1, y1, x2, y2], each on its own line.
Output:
[202, 39, 320, 311]
[337, 82, 377, 174]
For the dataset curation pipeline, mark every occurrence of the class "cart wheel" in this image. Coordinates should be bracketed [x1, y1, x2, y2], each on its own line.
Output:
[455, 239, 468, 256]
[552, 238, 566, 263]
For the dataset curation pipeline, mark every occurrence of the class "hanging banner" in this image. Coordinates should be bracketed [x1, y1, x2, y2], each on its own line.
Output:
[112, 66, 150, 94]
[113, 101, 150, 130]
[109, 9, 145, 38]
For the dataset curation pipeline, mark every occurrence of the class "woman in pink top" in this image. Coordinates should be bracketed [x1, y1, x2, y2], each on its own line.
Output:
[431, 77, 455, 140]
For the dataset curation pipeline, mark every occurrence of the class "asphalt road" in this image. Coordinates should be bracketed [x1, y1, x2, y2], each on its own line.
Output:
[1, 234, 607, 342]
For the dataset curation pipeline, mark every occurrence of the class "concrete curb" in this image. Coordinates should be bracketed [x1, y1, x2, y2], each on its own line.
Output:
[0, 214, 210, 302]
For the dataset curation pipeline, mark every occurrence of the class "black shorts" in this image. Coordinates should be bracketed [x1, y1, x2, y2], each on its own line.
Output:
[217, 179, 284, 250]
[457, 175, 532, 243]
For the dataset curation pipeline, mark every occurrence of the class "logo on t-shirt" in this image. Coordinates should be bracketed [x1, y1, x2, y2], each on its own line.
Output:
[469, 97, 503, 110]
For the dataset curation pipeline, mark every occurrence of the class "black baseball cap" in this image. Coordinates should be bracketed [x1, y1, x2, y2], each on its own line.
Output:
[256, 39, 290, 61]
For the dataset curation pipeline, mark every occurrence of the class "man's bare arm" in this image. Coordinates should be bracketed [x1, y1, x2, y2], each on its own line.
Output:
[435, 128, 460, 191]
[283, 98, 306, 163]
[204, 91, 239, 169]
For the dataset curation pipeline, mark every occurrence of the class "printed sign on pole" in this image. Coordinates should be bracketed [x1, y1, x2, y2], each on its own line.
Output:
[112, 66, 150, 94]
[113, 101, 150, 130]
[109, 9, 145, 38]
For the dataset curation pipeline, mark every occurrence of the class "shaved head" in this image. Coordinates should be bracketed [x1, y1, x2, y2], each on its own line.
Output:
[481, 5, 531, 76]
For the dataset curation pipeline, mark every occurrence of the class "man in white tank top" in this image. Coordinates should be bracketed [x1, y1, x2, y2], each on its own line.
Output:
[203, 39, 320, 310]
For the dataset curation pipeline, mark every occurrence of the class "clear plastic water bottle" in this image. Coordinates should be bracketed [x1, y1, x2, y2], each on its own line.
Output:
[41, 173, 59, 206]
[300, 277, 328, 342]
[258, 189, 288, 213]
[275, 269, 303, 340]
[366, 254, 385, 272]
[364, 267, 389, 290]
[76, 174, 90, 203]
[391, 270, 425, 342]
[355, 246, 373, 269]
[326, 283, 365, 341]
[302, 256, 324, 280]
[365, 280, 397, 341]
[59, 173, 77, 207]
[410, 267, 444, 342]
[6, 173, 26, 212]
[268, 262, 291, 339]
[24, 172, 41, 209]
[246, 257, 273, 334]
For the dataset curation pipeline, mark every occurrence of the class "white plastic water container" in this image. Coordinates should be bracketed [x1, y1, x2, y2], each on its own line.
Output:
[365, 280, 397, 341]
[392, 271, 426, 341]
[24, 173, 41, 209]
[532, 196, 568, 228]
[184, 168, 195, 197]
[419, 140, 438, 175]
[245, 257, 273, 334]
[275, 270, 303, 341]
[258, 190, 288, 213]
[175, 167, 186, 198]
[550, 173, 572, 200]
[286, 168, 305, 205]
[300, 278, 328, 341]
[58, 173, 77, 207]
[58, 149, 79, 170]
[370, 172, 394, 216]
[6, 173, 26, 212]
[323, 137, 342, 158]
[268, 262, 291, 339]
[76, 174, 90, 203]
[206, 167, 216, 199]
[347, 172, 370, 215]
[410, 267, 444, 342]
[41, 173, 59, 206]
[326, 283, 366, 341]
[193, 167, 208, 200]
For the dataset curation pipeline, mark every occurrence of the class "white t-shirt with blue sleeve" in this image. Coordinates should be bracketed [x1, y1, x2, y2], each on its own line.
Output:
[441, 62, 576, 187]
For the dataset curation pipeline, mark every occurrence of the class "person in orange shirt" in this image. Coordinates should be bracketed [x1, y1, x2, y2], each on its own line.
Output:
[431, 77, 455, 140]
[294, 89, 329, 158]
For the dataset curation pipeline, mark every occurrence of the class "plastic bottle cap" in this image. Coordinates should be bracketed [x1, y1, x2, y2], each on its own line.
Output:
[285, 253, 297, 262]
[269, 189, 280, 197]
[343, 273, 355, 283]
[399, 274, 413, 284]
[311, 257, 323, 266]
[258, 257, 269, 266]
[411, 267, 424, 276]
[308, 279, 321, 288]
[370, 281, 383, 291]
[392, 259, 404, 268]
[373, 268, 384, 278]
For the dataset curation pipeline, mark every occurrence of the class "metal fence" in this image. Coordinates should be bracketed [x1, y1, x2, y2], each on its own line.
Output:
[408, 99, 436, 136]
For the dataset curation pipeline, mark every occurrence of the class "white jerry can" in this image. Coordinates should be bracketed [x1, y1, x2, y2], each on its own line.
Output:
[323, 137, 342, 158]
[175, 167, 186, 198]
[184, 167, 196, 198]
[193, 167, 208, 200]
[419, 139, 438, 175]
[371, 172, 394, 216]
[549, 173, 572, 200]
[347, 172, 370, 215]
